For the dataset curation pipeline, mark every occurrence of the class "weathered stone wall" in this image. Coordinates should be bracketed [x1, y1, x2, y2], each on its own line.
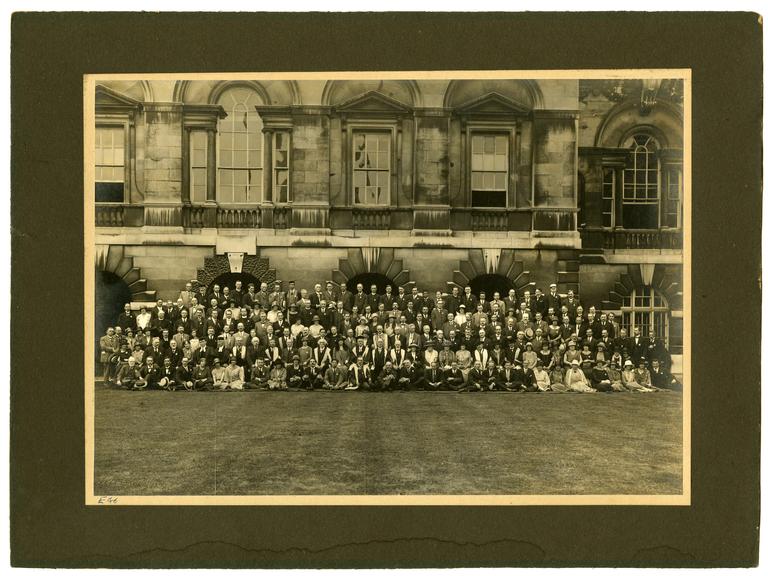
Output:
[125, 245, 213, 301]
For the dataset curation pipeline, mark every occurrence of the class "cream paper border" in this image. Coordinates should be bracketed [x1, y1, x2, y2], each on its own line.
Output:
[84, 69, 692, 506]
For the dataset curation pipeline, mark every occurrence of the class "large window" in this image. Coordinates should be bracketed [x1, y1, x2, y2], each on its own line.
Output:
[217, 87, 263, 204]
[471, 133, 508, 208]
[621, 286, 668, 343]
[353, 131, 390, 205]
[95, 126, 125, 203]
[622, 134, 660, 229]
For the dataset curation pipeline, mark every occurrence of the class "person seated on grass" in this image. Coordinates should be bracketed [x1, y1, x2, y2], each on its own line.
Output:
[211, 357, 229, 390]
[221, 356, 244, 391]
[302, 358, 324, 391]
[377, 361, 398, 392]
[173, 356, 194, 391]
[465, 360, 487, 392]
[287, 355, 304, 388]
[424, 360, 444, 391]
[323, 358, 348, 390]
[116, 356, 145, 390]
[605, 360, 626, 391]
[485, 358, 500, 391]
[268, 358, 287, 390]
[549, 364, 568, 393]
[649, 358, 678, 391]
[247, 357, 270, 390]
[395, 358, 418, 391]
[443, 360, 465, 391]
[156, 356, 175, 390]
[297, 339, 313, 367]
[589, 358, 613, 392]
[564, 359, 595, 393]
[496, 358, 516, 392]
[531, 358, 551, 392]
[140, 356, 160, 390]
[519, 359, 539, 392]
[191, 357, 212, 391]
[620, 360, 654, 392]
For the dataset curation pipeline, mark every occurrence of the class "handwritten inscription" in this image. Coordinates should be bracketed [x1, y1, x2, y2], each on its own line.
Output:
[97, 496, 119, 504]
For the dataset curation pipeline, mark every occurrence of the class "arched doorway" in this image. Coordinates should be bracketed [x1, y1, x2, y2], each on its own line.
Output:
[95, 271, 132, 371]
[205, 272, 262, 301]
[346, 272, 397, 294]
[468, 274, 514, 299]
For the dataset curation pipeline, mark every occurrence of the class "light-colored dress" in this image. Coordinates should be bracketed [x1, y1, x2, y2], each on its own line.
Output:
[532, 367, 551, 391]
[622, 368, 652, 392]
[212, 366, 228, 389]
[564, 367, 596, 393]
[224, 364, 245, 390]
[268, 367, 287, 390]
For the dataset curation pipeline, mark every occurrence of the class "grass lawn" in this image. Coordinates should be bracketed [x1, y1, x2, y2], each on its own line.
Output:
[94, 387, 683, 496]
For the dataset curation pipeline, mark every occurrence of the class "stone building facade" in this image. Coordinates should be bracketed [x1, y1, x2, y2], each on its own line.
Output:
[94, 77, 684, 363]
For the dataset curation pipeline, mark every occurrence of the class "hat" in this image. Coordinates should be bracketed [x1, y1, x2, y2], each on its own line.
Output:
[638, 357, 647, 364]
[571, 360, 580, 366]
[624, 360, 634, 367]
[292, 355, 300, 361]
[582, 358, 593, 365]
[458, 304, 466, 309]
[425, 340, 435, 348]
[597, 341, 605, 347]
[550, 283, 557, 288]
[273, 358, 283, 366]
[443, 341, 452, 347]
[568, 340, 576, 347]
[536, 358, 544, 365]
[525, 341, 533, 348]
[408, 342, 419, 349]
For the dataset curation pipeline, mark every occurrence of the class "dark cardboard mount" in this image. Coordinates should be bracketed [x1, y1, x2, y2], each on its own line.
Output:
[10, 12, 762, 568]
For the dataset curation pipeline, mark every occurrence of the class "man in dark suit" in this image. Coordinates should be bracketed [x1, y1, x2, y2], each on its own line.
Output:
[192, 357, 213, 391]
[465, 360, 487, 392]
[424, 360, 444, 391]
[629, 327, 649, 366]
[173, 357, 194, 391]
[545, 283, 561, 314]
[337, 282, 354, 313]
[443, 360, 465, 391]
[116, 303, 136, 333]
[646, 330, 672, 369]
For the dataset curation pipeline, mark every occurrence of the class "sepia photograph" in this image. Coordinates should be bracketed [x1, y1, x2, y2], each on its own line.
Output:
[85, 71, 690, 505]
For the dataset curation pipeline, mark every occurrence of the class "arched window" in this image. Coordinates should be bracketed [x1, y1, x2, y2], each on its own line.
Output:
[621, 286, 668, 343]
[622, 134, 660, 229]
[217, 87, 263, 204]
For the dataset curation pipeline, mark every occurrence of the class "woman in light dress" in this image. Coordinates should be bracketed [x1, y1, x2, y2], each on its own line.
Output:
[563, 340, 582, 366]
[531, 359, 551, 391]
[268, 358, 287, 390]
[211, 357, 229, 390]
[223, 356, 245, 391]
[522, 341, 538, 370]
[564, 360, 596, 393]
[455, 342, 473, 381]
[621, 360, 654, 392]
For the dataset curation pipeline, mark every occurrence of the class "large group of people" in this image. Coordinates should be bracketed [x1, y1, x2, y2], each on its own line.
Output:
[99, 278, 679, 393]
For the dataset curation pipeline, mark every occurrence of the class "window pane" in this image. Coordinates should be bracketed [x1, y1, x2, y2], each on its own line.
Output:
[493, 154, 506, 171]
[484, 137, 494, 154]
[233, 150, 247, 167]
[471, 154, 483, 171]
[495, 135, 507, 153]
[233, 186, 247, 203]
[248, 149, 262, 168]
[274, 150, 288, 168]
[276, 170, 288, 186]
[494, 173, 506, 190]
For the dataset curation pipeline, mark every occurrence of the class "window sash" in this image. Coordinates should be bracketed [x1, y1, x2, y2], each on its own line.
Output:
[352, 131, 391, 206]
[601, 168, 615, 228]
[621, 287, 669, 342]
[471, 133, 508, 208]
[273, 131, 290, 204]
[664, 166, 682, 228]
[190, 131, 208, 204]
[217, 90, 264, 204]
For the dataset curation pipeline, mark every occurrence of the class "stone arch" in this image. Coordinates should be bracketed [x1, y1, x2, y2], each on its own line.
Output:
[331, 248, 412, 291]
[443, 79, 544, 109]
[321, 79, 421, 107]
[208, 80, 270, 105]
[595, 99, 683, 148]
[449, 249, 535, 295]
[173, 79, 301, 105]
[95, 245, 156, 302]
[196, 253, 277, 293]
[599, 263, 682, 314]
